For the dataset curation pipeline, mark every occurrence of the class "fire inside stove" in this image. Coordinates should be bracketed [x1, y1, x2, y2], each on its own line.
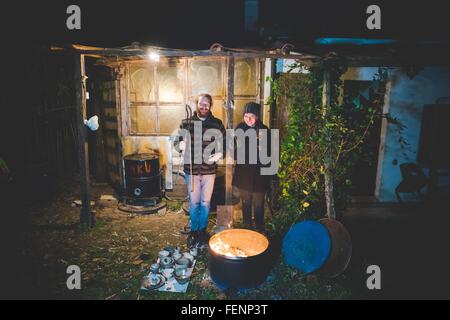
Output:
[209, 229, 269, 258]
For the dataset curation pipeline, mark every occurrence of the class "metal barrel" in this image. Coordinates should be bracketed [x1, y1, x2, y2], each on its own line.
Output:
[124, 153, 162, 199]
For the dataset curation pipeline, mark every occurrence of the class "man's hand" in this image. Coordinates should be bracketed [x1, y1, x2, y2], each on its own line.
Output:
[208, 152, 223, 162]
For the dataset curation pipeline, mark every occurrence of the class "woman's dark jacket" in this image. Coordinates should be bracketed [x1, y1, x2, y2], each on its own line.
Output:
[233, 120, 272, 193]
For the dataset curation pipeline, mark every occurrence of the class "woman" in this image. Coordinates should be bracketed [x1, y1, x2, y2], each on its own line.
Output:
[233, 102, 271, 232]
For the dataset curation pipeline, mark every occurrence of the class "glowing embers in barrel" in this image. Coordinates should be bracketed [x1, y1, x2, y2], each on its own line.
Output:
[208, 229, 273, 289]
[209, 229, 269, 258]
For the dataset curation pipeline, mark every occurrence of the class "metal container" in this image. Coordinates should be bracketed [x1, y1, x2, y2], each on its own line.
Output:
[124, 153, 162, 199]
[208, 229, 273, 289]
[281, 219, 352, 278]
[316, 218, 352, 278]
[282, 220, 331, 274]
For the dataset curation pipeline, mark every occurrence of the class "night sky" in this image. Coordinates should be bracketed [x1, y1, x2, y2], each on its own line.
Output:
[1, 0, 449, 48]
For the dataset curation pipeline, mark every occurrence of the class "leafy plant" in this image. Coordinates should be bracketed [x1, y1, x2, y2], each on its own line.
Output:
[267, 59, 405, 236]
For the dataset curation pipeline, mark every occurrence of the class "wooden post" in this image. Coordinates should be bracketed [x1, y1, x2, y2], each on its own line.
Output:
[74, 54, 93, 226]
[322, 68, 336, 219]
[92, 77, 107, 182]
[116, 65, 128, 191]
[154, 63, 160, 134]
[226, 56, 235, 205]
[216, 56, 235, 231]
[262, 58, 272, 127]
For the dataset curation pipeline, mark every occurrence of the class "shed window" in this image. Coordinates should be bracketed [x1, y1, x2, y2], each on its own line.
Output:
[127, 57, 260, 135]
[234, 58, 257, 97]
[190, 59, 225, 97]
[129, 65, 156, 103]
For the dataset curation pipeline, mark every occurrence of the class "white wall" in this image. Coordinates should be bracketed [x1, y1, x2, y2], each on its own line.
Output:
[343, 67, 450, 201]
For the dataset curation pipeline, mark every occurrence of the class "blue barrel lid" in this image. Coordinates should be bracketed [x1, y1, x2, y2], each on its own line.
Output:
[282, 220, 331, 274]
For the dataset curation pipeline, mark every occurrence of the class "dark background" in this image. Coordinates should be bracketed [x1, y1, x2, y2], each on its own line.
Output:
[1, 0, 449, 48]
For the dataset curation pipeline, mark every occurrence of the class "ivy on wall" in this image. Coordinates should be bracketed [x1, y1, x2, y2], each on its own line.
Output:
[267, 58, 404, 236]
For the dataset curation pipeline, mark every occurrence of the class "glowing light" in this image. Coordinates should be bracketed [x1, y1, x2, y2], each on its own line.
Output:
[210, 237, 249, 257]
[209, 229, 269, 258]
[148, 51, 160, 62]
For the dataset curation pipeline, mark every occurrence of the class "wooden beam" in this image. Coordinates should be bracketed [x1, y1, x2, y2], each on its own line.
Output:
[115, 65, 128, 192]
[74, 54, 93, 227]
[91, 77, 107, 182]
[374, 81, 392, 199]
[226, 56, 235, 204]
[154, 63, 160, 134]
[52, 43, 450, 68]
[219, 56, 235, 229]
[226, 57, 235, 131]
[322, 69, 336, 219]
[262, 58, 273, 127]
[51, 45, 319, 61]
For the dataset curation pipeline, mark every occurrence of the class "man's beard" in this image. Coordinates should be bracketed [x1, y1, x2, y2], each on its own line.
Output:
[197, 108, 209, 117]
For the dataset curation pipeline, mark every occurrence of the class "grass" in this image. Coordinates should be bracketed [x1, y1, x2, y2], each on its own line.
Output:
[14, 181, 351, 300]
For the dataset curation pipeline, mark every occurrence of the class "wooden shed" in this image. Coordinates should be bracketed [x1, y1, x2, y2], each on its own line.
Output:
[96, 47, 270, 190]
[52, 43, 316, 224]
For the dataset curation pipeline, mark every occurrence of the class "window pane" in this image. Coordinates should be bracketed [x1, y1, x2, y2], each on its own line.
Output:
[130, 105, 157, 134]
[211, 99, 227, 126]
[129, 65, 155, 103]
[190, 60, 224, 97]
[234, 58, 257, 96]
[159, 105, 186, 135]
[159, 62, 185, 104]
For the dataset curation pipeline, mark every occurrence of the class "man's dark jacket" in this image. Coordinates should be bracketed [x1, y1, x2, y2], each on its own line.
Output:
[179, 111, 226, 176]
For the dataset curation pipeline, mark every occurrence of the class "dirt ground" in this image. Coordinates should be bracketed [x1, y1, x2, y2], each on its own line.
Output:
[4, 176, 450, 300]
[3, 179, 351, 300]
[14, 181, 196, 299]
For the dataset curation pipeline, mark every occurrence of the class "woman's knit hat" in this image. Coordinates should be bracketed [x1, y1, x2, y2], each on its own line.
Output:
[243, 102, 261, 117]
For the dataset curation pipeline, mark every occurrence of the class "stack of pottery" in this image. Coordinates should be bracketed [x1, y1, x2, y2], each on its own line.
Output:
[154, 246, 197, 285]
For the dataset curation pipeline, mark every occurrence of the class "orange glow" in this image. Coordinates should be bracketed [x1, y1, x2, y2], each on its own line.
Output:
[209, 229, 269, 258]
